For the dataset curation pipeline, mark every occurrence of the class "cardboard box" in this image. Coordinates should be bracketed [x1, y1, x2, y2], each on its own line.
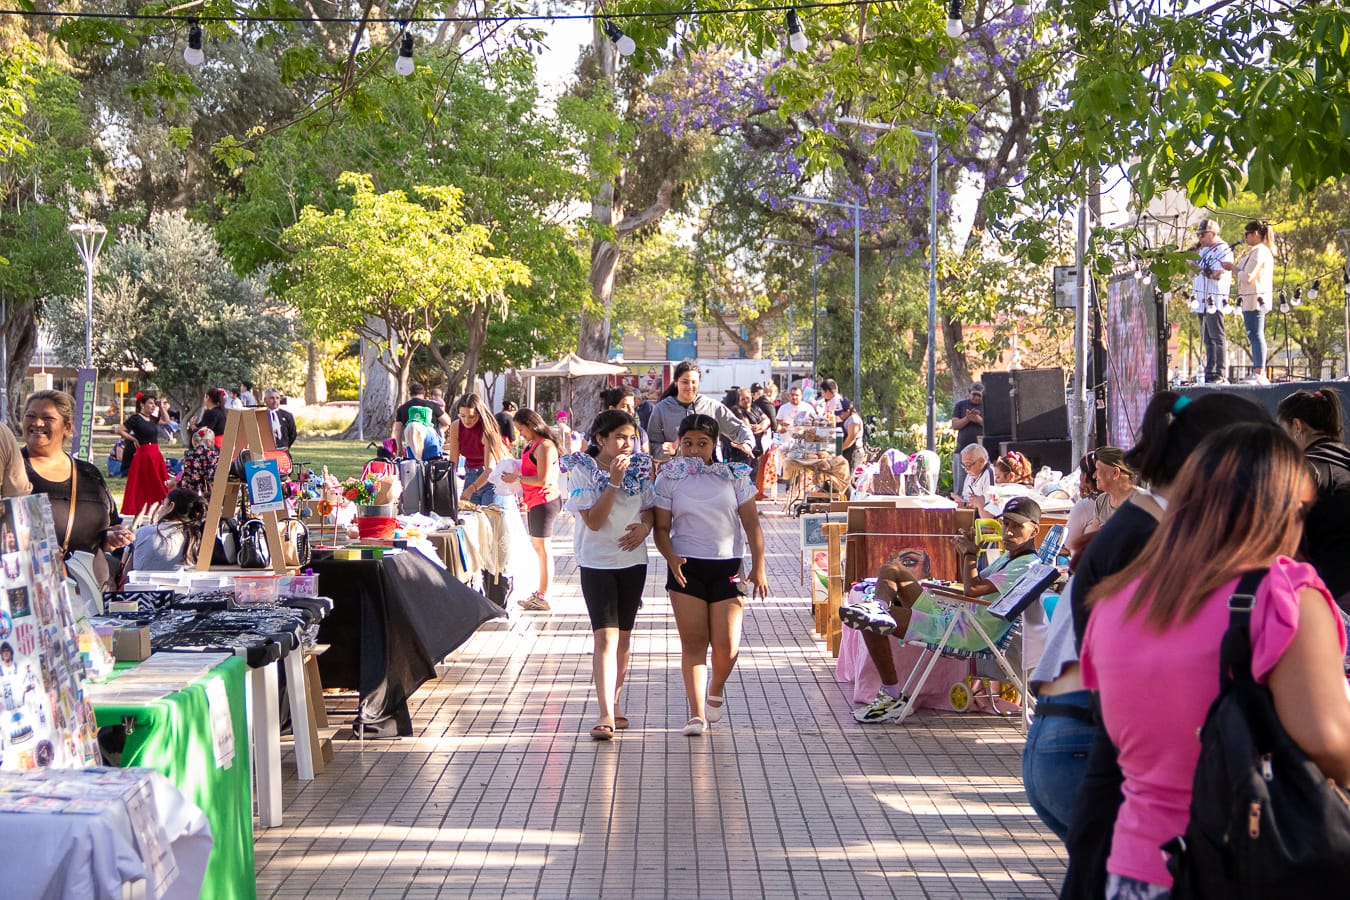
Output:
[113, 627, 151, 662]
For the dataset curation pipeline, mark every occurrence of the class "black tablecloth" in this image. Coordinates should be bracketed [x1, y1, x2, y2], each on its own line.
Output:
[311, 550, 502, 733]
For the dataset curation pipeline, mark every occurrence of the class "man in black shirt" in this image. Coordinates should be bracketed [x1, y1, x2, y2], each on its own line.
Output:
[495, 400, 518, 444]
[950, 382, 985, 496]
[393, 383, 451, 453]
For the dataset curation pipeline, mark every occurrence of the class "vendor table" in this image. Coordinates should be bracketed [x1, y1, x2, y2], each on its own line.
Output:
[92, 655, 254, 900]
[0, 767, 212, 900]
[311, 550, 502, 734]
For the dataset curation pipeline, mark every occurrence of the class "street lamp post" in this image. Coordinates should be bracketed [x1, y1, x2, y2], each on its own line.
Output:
[68, 222, 107, 372]
[765, 238, 823, 386]
[787, 196, 863, 410]
[836, 117, 940, 451]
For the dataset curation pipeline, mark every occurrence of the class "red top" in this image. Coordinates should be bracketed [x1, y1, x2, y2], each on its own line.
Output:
[457, 420, 486, 468]
[520, 438, 553, 509]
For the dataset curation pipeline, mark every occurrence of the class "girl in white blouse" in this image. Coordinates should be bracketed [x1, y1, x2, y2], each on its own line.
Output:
[561, 411, 655, 741]
[1236, 219, 1276, 383]
[653, 414, 768, 736]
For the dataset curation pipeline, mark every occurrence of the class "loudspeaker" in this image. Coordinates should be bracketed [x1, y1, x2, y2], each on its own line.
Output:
[1011, 367, 1068, 441]
[979, 371, 1013, 436]
[999, 439, 1073, 477]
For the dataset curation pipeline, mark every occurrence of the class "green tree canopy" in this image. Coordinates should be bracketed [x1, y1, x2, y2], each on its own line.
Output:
[280, 172, 531, 402]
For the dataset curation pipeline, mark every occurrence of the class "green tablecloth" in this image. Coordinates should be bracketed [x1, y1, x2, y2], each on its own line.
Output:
[94, 655, 255, 900]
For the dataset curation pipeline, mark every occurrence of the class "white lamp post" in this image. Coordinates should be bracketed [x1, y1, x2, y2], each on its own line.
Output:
[68, 221, 107, 372]
[835, 117, 940, 451]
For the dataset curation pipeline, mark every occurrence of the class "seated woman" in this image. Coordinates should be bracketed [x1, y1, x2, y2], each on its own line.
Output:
[176, 427, 220, 500]
[131, 488, 207, 571]
[845, 496, 1043, 723]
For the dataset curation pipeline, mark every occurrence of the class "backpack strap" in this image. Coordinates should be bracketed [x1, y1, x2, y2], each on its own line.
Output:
[1220, 568, 1269, 694]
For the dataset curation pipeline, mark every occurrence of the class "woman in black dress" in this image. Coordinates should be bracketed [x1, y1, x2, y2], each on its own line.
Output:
[198, 387, 227, 448]
[116, 392, 171, 515]
[21, 390, 133, 557]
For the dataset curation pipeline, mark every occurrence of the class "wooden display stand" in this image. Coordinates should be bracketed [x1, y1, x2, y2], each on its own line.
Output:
[197, 408, 289, 574]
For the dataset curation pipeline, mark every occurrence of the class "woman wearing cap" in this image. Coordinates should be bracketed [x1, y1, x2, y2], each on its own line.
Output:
[1277, 388, 1350, 607]
[838, 399, 865, 473]
[1236, 220, 1276, 383]
[653, 413, 767, 736]
[1189, 219, 1236, 384]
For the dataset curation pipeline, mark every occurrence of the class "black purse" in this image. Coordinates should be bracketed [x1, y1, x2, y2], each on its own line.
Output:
[236, 518, 271, 569]
[1165, 569, 1350, 898]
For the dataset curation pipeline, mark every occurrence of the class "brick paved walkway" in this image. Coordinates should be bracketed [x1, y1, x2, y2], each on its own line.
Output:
[256, 504, 1066, 898]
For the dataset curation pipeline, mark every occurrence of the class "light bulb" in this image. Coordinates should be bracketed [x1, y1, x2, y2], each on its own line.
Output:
[787, 9, 809, 52]
[946, 0, 964, 37]
[603, 19, 636, 57]
[1310, 280, 1320, 300]
[395, 31, 414, 76]
[184, 21, 204, 66]
[1292, 287, 1302, 307]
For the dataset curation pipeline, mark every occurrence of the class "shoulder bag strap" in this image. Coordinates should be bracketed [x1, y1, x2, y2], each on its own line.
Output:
[62, 455, 78, 554]
[1220, 568, 1269, 694]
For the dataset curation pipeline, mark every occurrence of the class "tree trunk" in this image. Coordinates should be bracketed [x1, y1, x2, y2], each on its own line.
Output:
[339, 316, 398, 439]
[1, 304, 38, 425]
[305, 341, 327, 405]
[942, 314, 972, 395]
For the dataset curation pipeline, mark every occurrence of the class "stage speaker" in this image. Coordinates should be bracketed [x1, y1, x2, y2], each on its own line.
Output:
[1011, 367, 1069, 441]
[1000, 439, 1074, 477]
[978, 371, 1013, 436]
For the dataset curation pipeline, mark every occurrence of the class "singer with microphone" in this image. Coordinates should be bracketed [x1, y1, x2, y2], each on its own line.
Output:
[1188, 218, 1235, 383]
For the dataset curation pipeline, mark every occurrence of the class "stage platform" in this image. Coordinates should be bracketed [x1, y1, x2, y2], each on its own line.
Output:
[1177, 379, 1350, 417]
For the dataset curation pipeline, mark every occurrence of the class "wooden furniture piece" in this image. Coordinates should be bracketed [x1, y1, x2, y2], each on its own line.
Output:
[197, 408, 288, 574]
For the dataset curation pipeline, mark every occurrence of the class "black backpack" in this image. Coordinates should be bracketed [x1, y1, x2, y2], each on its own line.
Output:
[1164, 569, 1350, 898]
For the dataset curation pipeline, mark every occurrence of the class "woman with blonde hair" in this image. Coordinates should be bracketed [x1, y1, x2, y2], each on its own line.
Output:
[1236, 219, 1276, 383]
[451, 393, 506, 506]
[1080, 421, 1350, 897]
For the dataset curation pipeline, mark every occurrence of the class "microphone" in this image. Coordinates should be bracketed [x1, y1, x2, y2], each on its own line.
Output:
[1186, 241, 1202, 252]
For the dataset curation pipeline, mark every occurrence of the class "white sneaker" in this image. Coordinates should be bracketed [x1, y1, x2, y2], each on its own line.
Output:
[853, 690, 909, 723]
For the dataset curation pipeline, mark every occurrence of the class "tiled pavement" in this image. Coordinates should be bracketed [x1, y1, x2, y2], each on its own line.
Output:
[256, 504, 1067, 899]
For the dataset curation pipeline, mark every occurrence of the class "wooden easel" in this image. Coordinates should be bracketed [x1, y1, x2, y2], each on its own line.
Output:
[197, 408, 288, 573]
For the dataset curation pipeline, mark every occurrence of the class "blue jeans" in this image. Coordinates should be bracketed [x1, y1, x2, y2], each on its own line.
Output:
[1022, 689, 1096, 841]
[1243, 309, 1267, 370]
[463, 466, 497, 506]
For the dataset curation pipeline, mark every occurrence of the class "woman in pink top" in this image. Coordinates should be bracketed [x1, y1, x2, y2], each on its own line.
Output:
[508, 409, 561, 611]
[1081, 422, 1350, 898]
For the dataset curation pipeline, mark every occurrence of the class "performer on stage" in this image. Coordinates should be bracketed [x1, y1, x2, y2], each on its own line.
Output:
[1188, 218, 1235, 384]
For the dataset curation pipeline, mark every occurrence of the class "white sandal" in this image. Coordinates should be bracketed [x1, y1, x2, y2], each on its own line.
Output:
[681, 716, 706, 736]
[705, 694, 726, 723]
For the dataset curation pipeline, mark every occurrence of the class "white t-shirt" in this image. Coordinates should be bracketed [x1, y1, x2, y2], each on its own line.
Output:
[959, 465, 993, 506]
[561, 453, 655, 570]
[1190, 242, 1234, 312]
[653, 457, 757, 560]
[776, 400, 815, 426]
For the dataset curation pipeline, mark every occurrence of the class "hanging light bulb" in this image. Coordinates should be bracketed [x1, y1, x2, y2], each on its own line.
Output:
[394, 29, 415, 76]
[1309, 279, 1320, 300]
[603, 19, 637, 57]
[183, 19, 205, 66]
[786, 9, 809, 52]
[1292, 286, 1303, 307]
[946, 0, 964, 37]
[1279, 291, 1290, 314]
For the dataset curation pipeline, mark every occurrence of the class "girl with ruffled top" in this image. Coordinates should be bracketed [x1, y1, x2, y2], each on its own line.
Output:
[560, 410, 656, 741]
[653, 414, 769, 737]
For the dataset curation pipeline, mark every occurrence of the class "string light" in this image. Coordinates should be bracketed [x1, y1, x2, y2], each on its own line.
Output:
[786, 8, 809, 52]
[394, 28, 414, 76]
[1279, 291, 1290, 314]
[602, 19, 637, 56]
[183, 19, 204, 66]
[1309, 279, 1320, 300]
[945, 0, 963, 37]
[1291, 286, 1302, 307]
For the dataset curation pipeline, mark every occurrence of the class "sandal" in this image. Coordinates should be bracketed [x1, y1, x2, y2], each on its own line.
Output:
[681, 716, 706, 736]
[706, 694, 726, 723]
[589, 723, 615, 741]
[614, 715, 630, 730]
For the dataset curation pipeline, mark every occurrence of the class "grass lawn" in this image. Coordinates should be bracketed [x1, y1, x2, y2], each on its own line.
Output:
[86, 433, 380, 505]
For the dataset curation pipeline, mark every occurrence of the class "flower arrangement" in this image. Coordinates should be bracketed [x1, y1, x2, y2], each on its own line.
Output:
[339, 477, 381, 506]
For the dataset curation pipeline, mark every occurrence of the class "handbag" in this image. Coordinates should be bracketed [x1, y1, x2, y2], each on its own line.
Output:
[236, 518, 271, 569]
[228, 447, 293, 481]
[1164, 569, 1350, 898]
[279, 517, 310, 568]
[212, 516, 241, 566]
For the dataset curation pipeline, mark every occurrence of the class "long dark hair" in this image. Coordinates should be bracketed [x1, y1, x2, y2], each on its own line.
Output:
[159, 488, 207, 565]
[513, 408, 558, 450]
[600, 386, 637, 409]
[1089, 422, 1309, 630]
[663, 360, 699, 400]
[586, 410, 638, 458]
[1126, 391, 1270, 487]
[205, 387, 225, 408]
[455, 393, 505, 465]
[1277, 388, 1344, 441]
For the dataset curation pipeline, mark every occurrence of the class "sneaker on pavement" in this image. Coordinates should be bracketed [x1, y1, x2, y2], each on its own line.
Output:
[853, 690, 909, 723]
[839, 601, 898, 635]
[519, 594, 551, 611]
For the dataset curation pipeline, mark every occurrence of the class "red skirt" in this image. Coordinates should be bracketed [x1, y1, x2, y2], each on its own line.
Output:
[122, 442, 170, 515]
